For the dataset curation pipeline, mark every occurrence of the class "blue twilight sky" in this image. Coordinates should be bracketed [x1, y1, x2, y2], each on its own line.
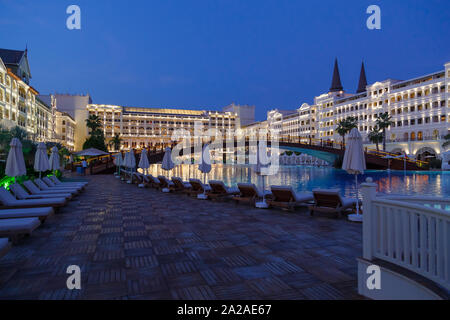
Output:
[1, 0, 449, 120]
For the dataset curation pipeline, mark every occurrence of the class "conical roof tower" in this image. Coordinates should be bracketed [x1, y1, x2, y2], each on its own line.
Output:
[329, 58, 343, 92]
[356, 61, 368, 93]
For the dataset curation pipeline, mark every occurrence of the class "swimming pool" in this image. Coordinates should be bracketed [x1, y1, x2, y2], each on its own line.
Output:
[141, 164, 450, 198]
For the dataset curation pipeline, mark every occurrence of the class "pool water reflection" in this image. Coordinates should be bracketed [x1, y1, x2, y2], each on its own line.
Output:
[140, 164, 450, 198]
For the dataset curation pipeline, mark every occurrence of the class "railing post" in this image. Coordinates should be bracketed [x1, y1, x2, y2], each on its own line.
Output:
[361, 177, 377, 260]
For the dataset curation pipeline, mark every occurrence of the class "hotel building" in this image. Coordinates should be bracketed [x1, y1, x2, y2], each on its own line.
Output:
[258, 59, 450, 160]
[0, 48, 52, 143]
[86, 104, 242, 151]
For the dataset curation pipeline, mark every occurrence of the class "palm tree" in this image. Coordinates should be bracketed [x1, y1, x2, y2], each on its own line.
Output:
[336, 120, 348, 147]
[368, 126, 383, 151]
[376, 112, 393, 152]
[336, 117, 358, 147]
[109, 134, 122, 151]
[85, 114, 102, 133]
[443, 133, 450, 149]
[10, 126, 29, 141]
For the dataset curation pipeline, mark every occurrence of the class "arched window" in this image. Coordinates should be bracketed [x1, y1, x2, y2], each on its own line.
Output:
[403, 132, 409, 141]
[432, 130, 439, 140]
[410, 132, 416, 141]
[417, 131, 423, 140]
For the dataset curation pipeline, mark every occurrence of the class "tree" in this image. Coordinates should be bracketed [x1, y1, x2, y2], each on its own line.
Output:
[83, 131, 108, 152]
[85, 114, 102, 133]
[10, 126, 29, 141]
[336, 117, 358, 147]
[109, 134, 122, 151]
[336, 120, 348, 147]
[83, 115, 107, 152]
[376, 112, 393, 152]
[368, 126, 383, 151]
[443, 133, 450, 149]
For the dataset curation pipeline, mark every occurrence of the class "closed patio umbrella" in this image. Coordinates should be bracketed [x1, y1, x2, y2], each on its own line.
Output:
[138, 149, 150, 187]
[120, 152, 129, 180]
[48, 146, 61, 173]
[197, 144, 211, 199]
[113, 153, 123, 178]
[161, 147, 174, 192]
[34, 142, 49, 178]
[254, 144, 269, 209]
[342, 128, 366, 222]
[5, 138, 27, 181]
[126, 150, 136, 184]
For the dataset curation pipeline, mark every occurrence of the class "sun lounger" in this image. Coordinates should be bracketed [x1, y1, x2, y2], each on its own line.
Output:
[34, 178, 81, 194]
[144, 175, 160, 189]
[233, 183, 271, 206]
[49, 175, 88, 187]
[131, 172, 144, 184]
[0, 218, 41, 243]
[10, 183, 72, 201]
[0, 237, 11, 259]
[208, 180, 240, 201]
[267, 186, 314, 211]
[0, 188, 67, 209]
[310, 189, 361, 218]
[140, 175, 157, 188]
[0, 207, 54, 222]
[157, 176, 174, 190]
[23, 180, 78, 197]
[41, 177, 83, 192]
[187, 179, 211, 197]
[171, 177, 192, 193]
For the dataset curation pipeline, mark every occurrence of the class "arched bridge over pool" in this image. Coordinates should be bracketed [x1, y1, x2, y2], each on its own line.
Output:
[77, 137, 428, 174]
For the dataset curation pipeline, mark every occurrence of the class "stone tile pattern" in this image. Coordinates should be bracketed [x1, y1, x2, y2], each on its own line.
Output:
[0, 175, 363, 300]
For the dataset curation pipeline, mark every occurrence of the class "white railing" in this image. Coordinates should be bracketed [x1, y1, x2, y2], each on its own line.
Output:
[362, 179, 450, 291]
[383, 195, 450, 212]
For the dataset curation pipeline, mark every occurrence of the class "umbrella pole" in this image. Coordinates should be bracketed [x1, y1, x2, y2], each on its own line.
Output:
[262, 175, 267, 205]
[355, 174, 360, 216]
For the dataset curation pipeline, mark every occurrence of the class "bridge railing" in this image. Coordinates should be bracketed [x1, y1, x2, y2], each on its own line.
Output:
[277, 135, 428, 167]
[361, 180, 450, 291]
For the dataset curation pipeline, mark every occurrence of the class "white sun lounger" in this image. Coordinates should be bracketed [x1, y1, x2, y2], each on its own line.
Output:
[40, 177, 83, 192]
[310, 189, 361, 218]
[34, 179, 81, 194]
[23, 180, 78, 197]
[10, 183, 72, 201]
[0, 238, 11, 259]
[49, 175, 88, 187]
[0, 207, 54, 222]
[0, 188, 67, 209]
[267, 185, 314, 211]
[0, 217, 41, 243]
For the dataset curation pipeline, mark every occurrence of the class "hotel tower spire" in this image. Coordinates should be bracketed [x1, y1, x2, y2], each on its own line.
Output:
[356, 61, 368, 93]
[329, 58, 343, 92]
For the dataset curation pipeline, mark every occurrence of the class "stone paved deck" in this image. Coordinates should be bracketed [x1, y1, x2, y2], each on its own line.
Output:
[0, 174, 363, 300]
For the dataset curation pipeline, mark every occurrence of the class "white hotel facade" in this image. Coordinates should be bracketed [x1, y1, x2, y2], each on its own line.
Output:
[250, 60, 450, 160]
[86, 104, 255, 151]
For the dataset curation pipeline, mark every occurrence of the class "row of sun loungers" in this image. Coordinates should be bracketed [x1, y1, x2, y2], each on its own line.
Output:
[126, 172, 360, 217]
[0, 175, 88, 260]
